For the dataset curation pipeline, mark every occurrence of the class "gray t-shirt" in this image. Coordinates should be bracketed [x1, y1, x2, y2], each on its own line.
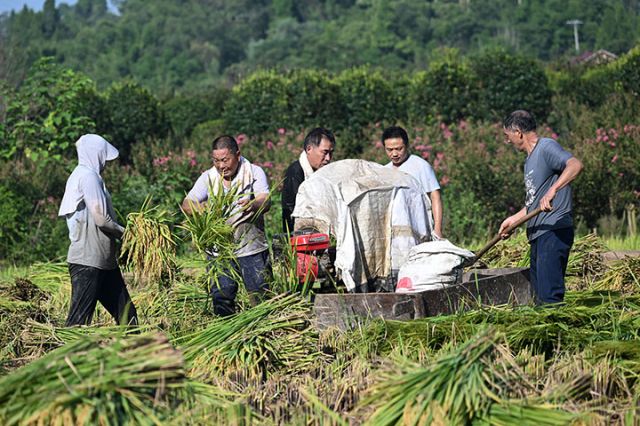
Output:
[524, 138, 574, 241]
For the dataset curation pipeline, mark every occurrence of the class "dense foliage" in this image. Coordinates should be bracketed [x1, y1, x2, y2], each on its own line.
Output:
[0, 2, 639, 264]
[1, 0, 639, 93]
[1, 44, 640, 263]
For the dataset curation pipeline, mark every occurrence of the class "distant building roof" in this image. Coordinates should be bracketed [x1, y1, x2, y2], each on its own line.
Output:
[570, 49, 618, 67]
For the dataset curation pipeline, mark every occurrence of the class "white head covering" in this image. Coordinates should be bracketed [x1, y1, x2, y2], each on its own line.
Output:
[58, 134, 119, 216]
[76, 134, 119, 173]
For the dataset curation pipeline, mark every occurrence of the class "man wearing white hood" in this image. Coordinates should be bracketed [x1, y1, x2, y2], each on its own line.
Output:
[58, 134, 138, 326]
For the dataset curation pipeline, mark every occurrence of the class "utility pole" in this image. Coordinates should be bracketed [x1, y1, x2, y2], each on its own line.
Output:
[565, 19, 583, 53]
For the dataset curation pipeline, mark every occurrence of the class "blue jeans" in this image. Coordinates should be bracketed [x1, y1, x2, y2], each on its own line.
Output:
[210, 250, 271, 316]
[529, 227, 574, 305]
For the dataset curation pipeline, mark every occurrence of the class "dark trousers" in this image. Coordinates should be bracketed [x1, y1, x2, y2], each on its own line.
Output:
[66, 263, 138, 326]
[529, 227, 574, 305]
[211, 250, 270, 316]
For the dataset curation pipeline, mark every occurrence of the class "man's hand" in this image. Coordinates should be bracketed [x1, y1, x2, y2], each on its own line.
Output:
[539, 187, 556, 212]
[498, 217, 516, 238]
[539, 157, 583, 212]
[238, 193, 271, 215]
[499, 207, 527, 238]
[181, 198, 206, 215]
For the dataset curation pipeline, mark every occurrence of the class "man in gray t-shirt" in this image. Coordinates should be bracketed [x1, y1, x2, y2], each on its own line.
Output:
[499, 110, 583, 305]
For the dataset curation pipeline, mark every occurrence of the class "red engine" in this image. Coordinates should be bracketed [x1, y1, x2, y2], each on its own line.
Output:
[290, 232, 331, 284]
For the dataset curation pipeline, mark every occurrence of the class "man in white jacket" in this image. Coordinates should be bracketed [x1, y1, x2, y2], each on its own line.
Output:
[58, 134, 137, 326]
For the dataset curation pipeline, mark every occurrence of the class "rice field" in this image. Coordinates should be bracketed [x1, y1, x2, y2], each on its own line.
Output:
[1, 232, 639, 425]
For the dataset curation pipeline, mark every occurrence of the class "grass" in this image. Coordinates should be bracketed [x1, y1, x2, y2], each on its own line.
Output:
[602, 234, 640, 251]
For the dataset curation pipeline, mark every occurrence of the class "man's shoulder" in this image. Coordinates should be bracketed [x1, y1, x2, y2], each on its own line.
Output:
[286, 160, 302, 171]
[75, 166, 101, 185]
[405, 154, 433, 169]
[285, 160, 303, 177]
[537, 138, 572, 159]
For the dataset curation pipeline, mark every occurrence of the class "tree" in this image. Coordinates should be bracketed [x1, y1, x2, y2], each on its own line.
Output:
[41, 0, 59, 38]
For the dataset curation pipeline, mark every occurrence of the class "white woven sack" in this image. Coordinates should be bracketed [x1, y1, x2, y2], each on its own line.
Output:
[396, 240, 475, 293]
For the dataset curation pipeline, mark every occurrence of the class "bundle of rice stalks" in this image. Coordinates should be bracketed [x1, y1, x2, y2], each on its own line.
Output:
[364, 328, 583, 425]
[179, 182, 242, 289]
[26, 261, 69, 292]
[0, 278, 54, 368]
[363, 328, 502, 424]
[479, 232, 606, 278]
[371, 292, 640, 356]
[177, 293, 322, 381]
[566, 232, 606, 278]
[479, 231, 530, 268]
[0, 332, 187, 425]
[591, 256, 640, 294]
[475, 403, 580, 426]
[120, 197, 177, 285]
[18, 319, 152, 353]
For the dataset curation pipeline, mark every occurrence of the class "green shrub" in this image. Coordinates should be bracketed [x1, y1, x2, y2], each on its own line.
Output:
[572, 124, 640, 228]
[1, 57, 98, 162]
[285, 69, 341, 130]
[163, 88, 229, 139]
[0, 184, 29, 260]
[223, 70, 289, 135]
[443, 184, 490, 245]
[334, 67, 396, 131]
[615, 45, 640, 98]
[190, 119, 227, 153]
[470, 50, 552, 122]
[408, 62, 476, 124]
[102, 81, 169, 162]
[577, 66, 616, 107]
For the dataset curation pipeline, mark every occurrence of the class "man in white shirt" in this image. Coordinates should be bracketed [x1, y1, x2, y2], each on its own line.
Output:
[382, 126, 443, 238]
[182, 135, 271, 316]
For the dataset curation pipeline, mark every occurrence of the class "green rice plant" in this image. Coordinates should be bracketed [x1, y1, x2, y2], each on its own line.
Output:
[177, 293, 323, 381]
[0, 332, 189, 425]
[120, 197, 177, 285]
[269, 234, 316, 296]
[179, 181, 242, 294]
[473, 403, 579, 426]
[19, 319, 153, 351]
[479, 232, 606, 279]
[25, 261, 69, 293]
[369, 292, 640, 357]
[602, 234, 640, 251]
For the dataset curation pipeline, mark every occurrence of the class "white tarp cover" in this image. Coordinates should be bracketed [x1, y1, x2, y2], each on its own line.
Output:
[396, 239, 476, 293]
[292, 159, 433, 291]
